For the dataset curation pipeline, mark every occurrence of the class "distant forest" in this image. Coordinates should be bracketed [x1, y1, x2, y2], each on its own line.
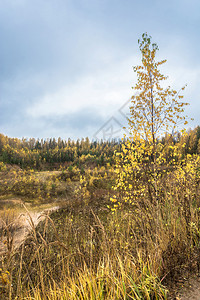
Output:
[0, 126, 200, 169]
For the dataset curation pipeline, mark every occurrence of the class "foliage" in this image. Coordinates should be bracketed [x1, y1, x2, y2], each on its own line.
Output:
[0, 167, 67, 201]
[1, 166, 200, 299]
[0, 162, 7, 172]
[112, 33, 192, 208]
[0, 135, 120, 169]
[1, 128, 200, 172]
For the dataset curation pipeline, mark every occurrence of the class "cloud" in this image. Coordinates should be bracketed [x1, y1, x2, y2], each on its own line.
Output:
[1, 107, 106, 140]
[2, 46, 199, 140]
[26, 55, 138, 119]
[0, 0, 200, 140]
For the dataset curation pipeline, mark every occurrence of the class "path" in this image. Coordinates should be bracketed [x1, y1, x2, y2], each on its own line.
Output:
[0, 203, 59, 254]
[173, 277, 200, 300]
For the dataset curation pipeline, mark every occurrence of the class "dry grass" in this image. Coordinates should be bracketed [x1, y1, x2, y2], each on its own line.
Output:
[0, 164, 200, 299]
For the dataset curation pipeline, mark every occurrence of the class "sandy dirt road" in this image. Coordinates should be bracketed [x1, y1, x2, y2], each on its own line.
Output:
[173, 277, 200, 300]
[0, 202, 59, 254]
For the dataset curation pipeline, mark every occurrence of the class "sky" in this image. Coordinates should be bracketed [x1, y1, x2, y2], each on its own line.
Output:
[0, 0, 199, 141]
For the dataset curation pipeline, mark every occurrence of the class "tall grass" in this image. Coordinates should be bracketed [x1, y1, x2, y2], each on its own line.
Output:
[1, 165, 200, 299]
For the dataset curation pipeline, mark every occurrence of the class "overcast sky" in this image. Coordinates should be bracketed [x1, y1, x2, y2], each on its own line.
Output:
[0, 0, 199, 141]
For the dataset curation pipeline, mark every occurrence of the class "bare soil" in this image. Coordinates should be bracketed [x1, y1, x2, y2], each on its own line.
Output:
[0, 199, 59, 254]
[171, 276, 200, 300]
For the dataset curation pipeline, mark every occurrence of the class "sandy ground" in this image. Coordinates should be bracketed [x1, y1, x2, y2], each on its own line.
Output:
[171, 276, 200, 300]
[0, 203, 59, 254]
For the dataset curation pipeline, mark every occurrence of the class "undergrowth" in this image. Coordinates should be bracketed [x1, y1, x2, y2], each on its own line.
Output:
[0, 163, 199, 299]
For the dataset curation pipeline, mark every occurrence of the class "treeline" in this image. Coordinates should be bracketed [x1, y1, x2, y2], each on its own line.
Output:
[0, 135, 121, 169]
[0, 126, 200, 169]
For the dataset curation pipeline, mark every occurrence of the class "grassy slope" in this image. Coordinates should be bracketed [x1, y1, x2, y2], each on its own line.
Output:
[0, 162, 200, 299]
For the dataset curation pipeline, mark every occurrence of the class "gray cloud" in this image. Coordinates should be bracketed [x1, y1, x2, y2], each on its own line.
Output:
[0, 0, 200, 140]
[1, 106, 106, 140]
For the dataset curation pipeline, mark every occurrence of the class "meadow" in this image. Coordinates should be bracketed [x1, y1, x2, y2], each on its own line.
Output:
[0, 127, 200, 299]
